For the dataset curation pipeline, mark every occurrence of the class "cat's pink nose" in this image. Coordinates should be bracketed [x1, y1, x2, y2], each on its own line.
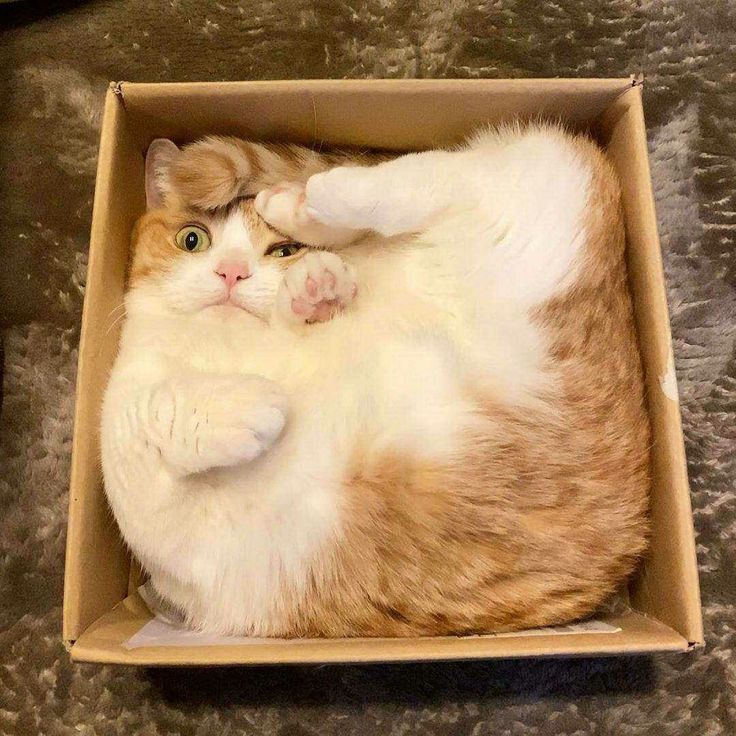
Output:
[215, 262, 250, 289]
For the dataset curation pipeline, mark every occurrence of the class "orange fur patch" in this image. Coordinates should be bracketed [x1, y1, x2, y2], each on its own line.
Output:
[267, 135, 650, 637]
[128, 211, 195, 286]
[134, 133, 649, 637]
[168, 138, 388, 212]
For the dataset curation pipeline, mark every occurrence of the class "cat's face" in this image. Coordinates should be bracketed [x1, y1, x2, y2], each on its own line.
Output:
[129, 198, 305, 318]
[130, 138, 308, 318]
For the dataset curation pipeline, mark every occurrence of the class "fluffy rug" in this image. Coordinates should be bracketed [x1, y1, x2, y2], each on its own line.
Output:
[0, 1, 734, 734]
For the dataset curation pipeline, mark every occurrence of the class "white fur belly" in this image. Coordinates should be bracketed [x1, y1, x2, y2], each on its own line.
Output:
[111, 237, 544, 633]
[129, 414, 339, 631]
[137, 320, 482, 632]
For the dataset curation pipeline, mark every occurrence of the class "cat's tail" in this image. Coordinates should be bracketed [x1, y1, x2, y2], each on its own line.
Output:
[167, 137, 380, 211]
[167, 136, 258, 209]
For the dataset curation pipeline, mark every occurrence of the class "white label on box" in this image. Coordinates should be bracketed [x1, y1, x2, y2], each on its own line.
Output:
[489, 619, 621, 638]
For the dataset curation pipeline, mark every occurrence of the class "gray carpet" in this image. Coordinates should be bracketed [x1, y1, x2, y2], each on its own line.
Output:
[1, 1, 734, 734]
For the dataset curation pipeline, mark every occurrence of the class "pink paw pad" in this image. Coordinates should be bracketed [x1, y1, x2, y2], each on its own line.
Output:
[291, 297, 312, 316]
[279, 251, 357, 325]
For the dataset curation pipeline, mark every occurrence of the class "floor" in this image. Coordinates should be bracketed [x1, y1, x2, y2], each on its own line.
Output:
[0, 1, 734, 734]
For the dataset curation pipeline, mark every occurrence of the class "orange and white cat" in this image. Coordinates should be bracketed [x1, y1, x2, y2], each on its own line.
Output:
[100, 127, 650, 636]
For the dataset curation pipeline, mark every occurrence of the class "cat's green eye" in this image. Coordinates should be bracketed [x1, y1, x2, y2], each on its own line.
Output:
[266, 242, 303, 259]
[175, 225, 211, 253]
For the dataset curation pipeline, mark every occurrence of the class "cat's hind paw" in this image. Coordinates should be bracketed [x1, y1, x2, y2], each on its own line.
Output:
[255, 182, 310, 232]
[304, 167, 379, 231]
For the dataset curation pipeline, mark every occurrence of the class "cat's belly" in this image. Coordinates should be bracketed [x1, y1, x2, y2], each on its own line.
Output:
[135, 289, 539, 632]
[144, 328, 483, 632]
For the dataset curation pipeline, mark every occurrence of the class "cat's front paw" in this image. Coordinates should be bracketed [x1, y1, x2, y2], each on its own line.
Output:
[255, 181, 362, 248]
[275, 251, 357, 325]
[215, 379, 289, 464]
[255, 181, 312, 235]
[204, 377, 288, 466]
[153, 375, 289, 473]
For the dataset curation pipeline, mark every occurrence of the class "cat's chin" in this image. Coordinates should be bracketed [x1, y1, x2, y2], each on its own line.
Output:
[202, 299, 268, 323]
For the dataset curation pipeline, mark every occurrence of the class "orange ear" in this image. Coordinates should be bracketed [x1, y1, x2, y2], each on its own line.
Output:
[145, 139, 180, 210]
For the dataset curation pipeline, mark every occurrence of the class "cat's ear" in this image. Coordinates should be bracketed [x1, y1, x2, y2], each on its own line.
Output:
[145, 139, 180, 210]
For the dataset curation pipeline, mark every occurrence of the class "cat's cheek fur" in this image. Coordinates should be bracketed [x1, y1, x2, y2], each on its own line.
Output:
[157, 259, 226, 313]
[231, 263, 285, 320]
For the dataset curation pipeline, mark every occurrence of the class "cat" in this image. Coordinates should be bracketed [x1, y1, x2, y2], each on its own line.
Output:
[100, 125, 650, 637]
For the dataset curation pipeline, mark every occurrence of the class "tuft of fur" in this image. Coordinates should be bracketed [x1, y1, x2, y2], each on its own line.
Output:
[101, 126, 650, 636]
[166, 136, 382, 211]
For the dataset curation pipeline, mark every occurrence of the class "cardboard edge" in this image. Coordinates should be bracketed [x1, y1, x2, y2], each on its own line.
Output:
[71, 640, 691, 667]
[118, 77, 637, 152]
[62, 87, 133, 643]
[117, 77, 636, 100]
[63, 87, 114, 643]
[625, 86, 704, 646]
[69, 596, 690, 666]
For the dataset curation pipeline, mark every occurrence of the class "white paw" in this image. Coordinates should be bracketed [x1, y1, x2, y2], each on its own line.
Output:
[154, 375, 289, 472]
[276, 250, 357, 325]
[203, 376, 288, 465]
[304, 167, 377, 230]
[254, 181, 313, 234]
[255, 181, 363, 248]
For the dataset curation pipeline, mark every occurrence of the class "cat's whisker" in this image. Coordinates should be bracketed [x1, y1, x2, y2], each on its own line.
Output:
[309, 92, 318, 149]
[105, 302, 127, 319]
[104, 308, 127, 338]
[103, 302, 127, 322]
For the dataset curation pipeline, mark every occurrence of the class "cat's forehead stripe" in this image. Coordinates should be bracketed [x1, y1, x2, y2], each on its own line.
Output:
[239, 198, 283, 241]
[206, 197, 273, 235]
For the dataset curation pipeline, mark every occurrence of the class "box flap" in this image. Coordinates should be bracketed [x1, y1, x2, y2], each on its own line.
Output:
[62, 88, 144, 643]
[597, 86, 703, 646]
[118, 78, 634, 150]
[70, 593, 689, 666]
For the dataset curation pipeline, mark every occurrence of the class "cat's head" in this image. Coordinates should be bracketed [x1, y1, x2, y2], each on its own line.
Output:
[128, 139, 304, 318]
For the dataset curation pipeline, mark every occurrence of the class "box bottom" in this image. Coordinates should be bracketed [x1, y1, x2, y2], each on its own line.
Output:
[69, 593, 690, 666]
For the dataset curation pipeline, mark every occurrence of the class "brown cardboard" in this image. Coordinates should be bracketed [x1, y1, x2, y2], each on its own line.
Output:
[63, 79, 703, 664]
[63, 88, 143, 645]
[70, 593, 687, 666]
[598, 88, 703, 646]
[120, 78, 632, 151]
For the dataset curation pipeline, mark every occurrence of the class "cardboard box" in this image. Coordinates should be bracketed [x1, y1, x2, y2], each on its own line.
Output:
[63, 78, 704, 665]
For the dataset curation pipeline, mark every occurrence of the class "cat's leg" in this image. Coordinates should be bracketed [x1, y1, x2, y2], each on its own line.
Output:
[272, 250, 357, 326]
[256, 150, 467, 240]
[305, 150, 467, 237]
[160, 136, 382, 211]
[162, 138, 325, 210]
[108, 373, 289, 477]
